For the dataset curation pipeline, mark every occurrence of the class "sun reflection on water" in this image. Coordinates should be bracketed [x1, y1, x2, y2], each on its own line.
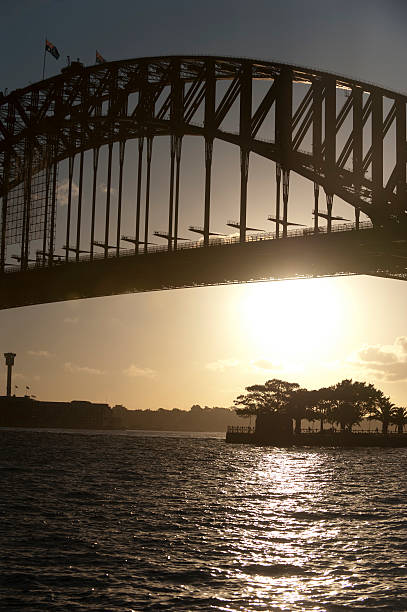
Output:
[222, 447, 378, 610]
[3, 432, 406, 611]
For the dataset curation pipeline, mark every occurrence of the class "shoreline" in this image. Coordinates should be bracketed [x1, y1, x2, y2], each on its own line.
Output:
[226, 430, 407, 447]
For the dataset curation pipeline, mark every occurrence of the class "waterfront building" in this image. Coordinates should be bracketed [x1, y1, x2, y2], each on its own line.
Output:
[0, 395, 122, 429]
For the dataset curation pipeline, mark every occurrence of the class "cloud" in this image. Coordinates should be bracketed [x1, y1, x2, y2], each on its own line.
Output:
[351, 336, 407, 382]
[123, 364, 156, 378]
[100, 184, 117, 196]
[321, 359, 343, 370]
[206, 358, 239, 372]
[64, 362, 104, 375]
[63, 317, 79, 324]
[58, 180, 79, 206]
[357, 346, 397, 364]
[13, 373, 26, 381]
[27, 350, 51, 358]
[251, 359, 280, 371]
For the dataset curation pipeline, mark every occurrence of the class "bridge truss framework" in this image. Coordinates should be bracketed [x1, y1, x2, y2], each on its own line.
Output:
[0, 55, 407, 306]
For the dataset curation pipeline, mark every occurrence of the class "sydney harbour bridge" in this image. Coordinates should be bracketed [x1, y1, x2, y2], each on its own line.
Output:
[1, 55, 407, 310]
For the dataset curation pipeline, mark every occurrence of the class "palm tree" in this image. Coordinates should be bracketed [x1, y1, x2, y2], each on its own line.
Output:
[367, 392, 395, 434]
[391, 406, 407, 434]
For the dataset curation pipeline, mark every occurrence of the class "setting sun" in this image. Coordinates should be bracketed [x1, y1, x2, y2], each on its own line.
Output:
[239, 278, 346, 363]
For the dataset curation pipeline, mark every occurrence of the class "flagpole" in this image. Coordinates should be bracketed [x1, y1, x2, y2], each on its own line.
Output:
[42, 38, 47, 80]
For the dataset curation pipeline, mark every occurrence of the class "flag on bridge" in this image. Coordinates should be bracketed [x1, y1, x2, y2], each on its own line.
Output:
[96, 50, 106, 64]
[45, 39, 60, 60]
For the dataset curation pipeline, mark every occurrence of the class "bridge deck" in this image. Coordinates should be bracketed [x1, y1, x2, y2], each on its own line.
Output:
[1, 224, 406, 310]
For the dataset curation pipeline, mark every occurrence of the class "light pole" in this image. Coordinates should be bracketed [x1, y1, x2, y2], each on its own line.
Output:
[4, 353, 16, 397]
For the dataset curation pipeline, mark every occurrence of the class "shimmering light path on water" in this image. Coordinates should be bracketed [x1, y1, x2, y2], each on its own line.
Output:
[1, 430, 407, 611]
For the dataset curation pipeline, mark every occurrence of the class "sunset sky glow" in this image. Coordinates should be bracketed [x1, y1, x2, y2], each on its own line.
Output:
[1, 0, 407, 409]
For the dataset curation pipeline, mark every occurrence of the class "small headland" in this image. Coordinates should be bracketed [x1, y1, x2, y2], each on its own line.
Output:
[226, 414, 407, 447]
[228, 378, 407, 448]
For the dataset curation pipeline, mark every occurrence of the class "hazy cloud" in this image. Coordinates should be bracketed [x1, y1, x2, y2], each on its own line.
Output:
[251, 359, 280, 371]
[206, 358, 239, 372]
[65, 362, 104, 375]
[100, 184, 117, 196]
[358, 346, 398, 364]
[58, 180, 79, 206]
[27, 349, 51, 358]
[322, 359, 343, 370]
[13, 373, 26, 381]
[63, 317, 79, 324]
[123, 364, 156, 378]
[351, 336, 407, 382]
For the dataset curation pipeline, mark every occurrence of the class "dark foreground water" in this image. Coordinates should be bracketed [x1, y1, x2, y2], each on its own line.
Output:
[1, 430, 407, 611]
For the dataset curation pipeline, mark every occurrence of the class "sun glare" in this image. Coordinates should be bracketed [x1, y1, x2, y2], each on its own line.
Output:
[239, 278, 345, 366]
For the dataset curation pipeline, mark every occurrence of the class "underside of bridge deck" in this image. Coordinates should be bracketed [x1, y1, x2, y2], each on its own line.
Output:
[1, 228, 406, 310]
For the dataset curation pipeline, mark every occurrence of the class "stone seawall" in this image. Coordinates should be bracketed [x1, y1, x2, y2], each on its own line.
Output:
[226, 431, 407, 447]
[296, 432, 407, 447]
[225, 431, 254, 444]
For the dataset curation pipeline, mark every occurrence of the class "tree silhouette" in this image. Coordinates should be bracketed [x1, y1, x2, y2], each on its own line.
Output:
[232, 376, 406, 436]
[392, 407, 407, 434]
[288, 388, 317, 434]
[367, 392, 396, 434]
[234, 379, 299, 418]
[328, 379, 379, 431]
[306, 387, 333, 432]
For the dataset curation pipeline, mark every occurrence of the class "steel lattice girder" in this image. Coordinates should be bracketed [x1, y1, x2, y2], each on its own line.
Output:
[0, 55, 406, 227]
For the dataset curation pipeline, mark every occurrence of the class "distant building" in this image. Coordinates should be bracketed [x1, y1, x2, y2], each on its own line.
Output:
[0, 396, 123, 429]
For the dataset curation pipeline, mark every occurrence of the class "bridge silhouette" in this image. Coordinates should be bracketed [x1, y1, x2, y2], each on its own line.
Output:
[1, 55, 407, 309]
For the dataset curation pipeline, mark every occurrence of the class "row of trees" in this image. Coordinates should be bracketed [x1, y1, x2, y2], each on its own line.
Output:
[234, 378, 407, 434]
[112, 404, 243, 431]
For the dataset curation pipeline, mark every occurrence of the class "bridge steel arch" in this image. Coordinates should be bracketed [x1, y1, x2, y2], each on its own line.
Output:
[1, 55, 407, 307]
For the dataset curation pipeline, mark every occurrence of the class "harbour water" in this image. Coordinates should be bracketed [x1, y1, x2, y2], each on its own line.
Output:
[1, 429, 407, 611]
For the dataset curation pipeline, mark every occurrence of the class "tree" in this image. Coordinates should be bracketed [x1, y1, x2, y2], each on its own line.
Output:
[288, 388, 317, 434]
[367, 392, 396, 434]
[306, 387, 333, 432]
[392, 407, 407, 434]
[328, 379, 379, 432]
[234, 378, 299, 418]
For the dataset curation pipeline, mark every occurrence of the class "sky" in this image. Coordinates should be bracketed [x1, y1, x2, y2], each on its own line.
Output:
[1, 0, 407, 410]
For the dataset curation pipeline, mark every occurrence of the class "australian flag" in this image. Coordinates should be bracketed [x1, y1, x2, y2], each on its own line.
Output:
[45, 39, 60, 60]
[96, 50, 106, 64]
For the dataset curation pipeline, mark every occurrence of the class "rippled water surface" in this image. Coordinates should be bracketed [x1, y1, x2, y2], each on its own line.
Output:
[1, 429, 407, 611]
